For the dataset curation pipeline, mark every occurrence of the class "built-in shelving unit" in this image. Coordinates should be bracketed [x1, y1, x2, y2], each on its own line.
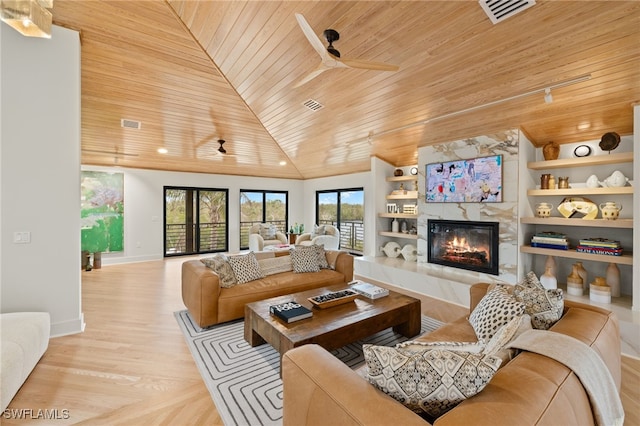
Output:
[522, 145, 634, 310]
[379, 172, 419, 247]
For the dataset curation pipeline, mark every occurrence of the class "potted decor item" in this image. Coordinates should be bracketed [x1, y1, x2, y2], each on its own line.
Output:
[599, 202, 622, 220]
[540, 266, 557, 289]
[600, 170, 629, 187]
[606, 263, 620, 297]
[574, 261, 588, 292]
[535, 202, 553, 218]
[542, 141, 560, 160]
[566, 264, 584, 296]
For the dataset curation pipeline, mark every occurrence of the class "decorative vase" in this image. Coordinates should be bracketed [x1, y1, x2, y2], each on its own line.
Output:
[574, 262, 588, 291]
[401, 220, 408, 233]
[381, 241, 401, 258]
[590, 277, 611, 304]
[536, 202, 553, 218]
[400, 244, 417, 262]
[566, 264, 583, 296]
[542, 141, 560, 160]
[540, 266, 557, 290]
[599, 202, 622, 220]
[540, 174, 550, 189]
[548, 175, 556, 190]
[557, 176, 569, 189]
[544, 256, 556, 278]
[391, 218, 399, 233]
[606, 263, 620, 297]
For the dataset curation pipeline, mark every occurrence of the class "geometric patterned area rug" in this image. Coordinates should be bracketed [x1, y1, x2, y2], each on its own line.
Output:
[175, 310, 443, 426]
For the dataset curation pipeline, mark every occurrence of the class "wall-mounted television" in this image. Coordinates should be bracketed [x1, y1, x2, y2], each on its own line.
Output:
[425, 155, 502, 203]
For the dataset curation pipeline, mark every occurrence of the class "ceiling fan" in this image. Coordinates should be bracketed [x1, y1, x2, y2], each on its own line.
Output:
[294, 13, 399, 88]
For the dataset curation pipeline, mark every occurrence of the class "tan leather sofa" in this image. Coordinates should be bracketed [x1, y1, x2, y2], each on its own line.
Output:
[182, 250, 354, 328]
[282, 283, 620, 426]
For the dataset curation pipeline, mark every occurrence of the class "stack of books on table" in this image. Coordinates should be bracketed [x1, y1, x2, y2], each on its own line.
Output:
[350, 280, 389, 299]
[530, 232, 569, 250]
[576, 238, 623, 256]
[269, 301, 313, 323]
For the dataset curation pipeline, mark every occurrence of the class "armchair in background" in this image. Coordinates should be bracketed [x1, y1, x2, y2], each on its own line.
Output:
[248, 223, 287, 251]
[295, 224, 340, 250]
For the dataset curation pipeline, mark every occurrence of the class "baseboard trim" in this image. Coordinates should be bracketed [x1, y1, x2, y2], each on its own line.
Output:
[50, 313, 85, 337]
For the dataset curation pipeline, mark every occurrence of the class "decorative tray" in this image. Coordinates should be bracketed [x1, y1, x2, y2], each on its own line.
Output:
[308, 289, 359, 309]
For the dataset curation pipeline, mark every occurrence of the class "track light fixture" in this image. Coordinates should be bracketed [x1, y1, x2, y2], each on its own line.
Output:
[544, 88, 553, 104]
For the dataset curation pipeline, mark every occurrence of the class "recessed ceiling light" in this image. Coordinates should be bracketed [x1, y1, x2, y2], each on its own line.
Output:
[157, 148, 168, 154]
[279, 160, 287, 166]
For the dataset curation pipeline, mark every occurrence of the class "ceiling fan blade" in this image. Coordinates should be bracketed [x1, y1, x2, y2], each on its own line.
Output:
[295, 13, 330, 61]
[339, 58, 399, 72]
[293, 64, 330, 88]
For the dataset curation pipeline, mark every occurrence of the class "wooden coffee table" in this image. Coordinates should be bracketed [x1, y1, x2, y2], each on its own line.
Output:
[243, 284, 421, 368]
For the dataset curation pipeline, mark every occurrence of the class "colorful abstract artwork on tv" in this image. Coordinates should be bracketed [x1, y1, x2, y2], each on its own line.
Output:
[81, 171, 124, 252]
[425, 155, 502, 203]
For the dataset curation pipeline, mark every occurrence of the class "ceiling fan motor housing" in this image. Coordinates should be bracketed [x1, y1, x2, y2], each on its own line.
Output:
[323, 29, 340, 57]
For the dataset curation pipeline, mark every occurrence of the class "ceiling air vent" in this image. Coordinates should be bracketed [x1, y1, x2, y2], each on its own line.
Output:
[479, 0, 536, 24]
[121, 118, 141, 129]
[302, 99, 324, 112]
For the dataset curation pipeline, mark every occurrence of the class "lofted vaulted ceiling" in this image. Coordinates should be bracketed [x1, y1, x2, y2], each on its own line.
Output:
[51, 1, 640, 179]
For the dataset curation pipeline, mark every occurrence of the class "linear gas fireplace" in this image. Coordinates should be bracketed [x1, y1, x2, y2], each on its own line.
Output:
[428, 219, 499, 275]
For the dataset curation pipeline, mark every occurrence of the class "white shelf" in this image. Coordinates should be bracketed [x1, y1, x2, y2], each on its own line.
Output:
[379, 213, 418, 219]
[520, 217, 633, 228]
[386, 175, 418, 182]
[527, 152, 633, 170]
[379, 231, 419, 240]
[527, 186, 633, 196]
[386, 192, 418, 200]
[520, 245, 633, 265]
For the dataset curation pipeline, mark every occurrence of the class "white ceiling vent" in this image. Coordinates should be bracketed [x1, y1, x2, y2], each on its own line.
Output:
[302, 99, 324, 112]
[479, 0, 536, 24]
[121, 118, 141, 129]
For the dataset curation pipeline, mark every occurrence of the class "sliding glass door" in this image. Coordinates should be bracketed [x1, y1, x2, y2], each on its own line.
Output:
[316, 188, 364, 254]
[164, 187, 228, 256]
[240, 190, 288, 249]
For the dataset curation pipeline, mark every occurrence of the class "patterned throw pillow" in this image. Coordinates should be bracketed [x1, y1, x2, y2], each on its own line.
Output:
[259, 223, 277, 240]
[200, 254, 237, 288]
[290, 246, 320, 273]
[363, 344, 501, 418]
[312, 244, 330, 269]
[396, 340, 484, 354]
[258, 256, 293, 276]
[227, 252, 264, 284]
[483, 314, 532, 365]
[469, 286, 525, 343]
[514, 271, 564, 330]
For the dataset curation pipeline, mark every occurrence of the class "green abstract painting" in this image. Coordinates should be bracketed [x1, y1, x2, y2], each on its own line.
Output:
[81, 171, 124, 253]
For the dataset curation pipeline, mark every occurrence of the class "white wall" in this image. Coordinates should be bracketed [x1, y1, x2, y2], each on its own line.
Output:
[82, 166, 306, 263]
[1, 25, 83, 336]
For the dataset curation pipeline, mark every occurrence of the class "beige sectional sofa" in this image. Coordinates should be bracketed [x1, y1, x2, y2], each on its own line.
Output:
[282, 283, 621, 426]
[181, 249, 354, 328]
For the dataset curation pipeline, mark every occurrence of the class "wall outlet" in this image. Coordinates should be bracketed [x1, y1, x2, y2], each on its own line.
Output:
[13, 231, 31, 243]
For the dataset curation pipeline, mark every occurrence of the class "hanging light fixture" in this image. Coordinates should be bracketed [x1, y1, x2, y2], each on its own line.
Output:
[1, 0, 53, 39]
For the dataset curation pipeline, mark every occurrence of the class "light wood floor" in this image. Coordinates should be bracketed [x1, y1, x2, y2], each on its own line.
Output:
[5, 257, 639, 425]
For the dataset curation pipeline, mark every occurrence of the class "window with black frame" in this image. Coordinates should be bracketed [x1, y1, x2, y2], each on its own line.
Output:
[316, 188, 364, 254]
[164, 186, 228, 256]
[239, 190, 288, 249]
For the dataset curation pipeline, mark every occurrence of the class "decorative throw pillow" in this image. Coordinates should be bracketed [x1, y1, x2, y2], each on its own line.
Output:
[200, 254, 237, 288]
[258, 255, 293, 276]
[483, 314, 532, 365]
[259, 223, 277, 240]
[312, 224, 326, 238]
[363, 344, 501, 418]
[324, 250, 342, 270]
[312, 244, 330, 269]
[514, 271, 564, 330]
[469, 286, 525, 343]
[290, 246, 320, 273]
[396, 340, 484, 354]
[227, 252, 264, 284]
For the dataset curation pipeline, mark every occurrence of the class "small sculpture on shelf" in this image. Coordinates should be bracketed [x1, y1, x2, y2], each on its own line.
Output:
[400, 244, 417, 262]
[599, 202, 622, 220]
[599, 170, 629, 188]
[599, 132, 620, 153]
[380, 241, 401, 258]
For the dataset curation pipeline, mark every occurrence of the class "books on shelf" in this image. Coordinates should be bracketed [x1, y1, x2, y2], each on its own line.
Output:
[530, 242, 569, 250]
[578, 238, 621, 249]
[269, 301, 313, 323]
[350, 280, 389, 299]
[530, 232, 568, 250]
[576, 245, 623, 256]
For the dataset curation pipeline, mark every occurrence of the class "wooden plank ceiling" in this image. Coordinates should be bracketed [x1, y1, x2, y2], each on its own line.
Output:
[51, 0, 640, 179]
